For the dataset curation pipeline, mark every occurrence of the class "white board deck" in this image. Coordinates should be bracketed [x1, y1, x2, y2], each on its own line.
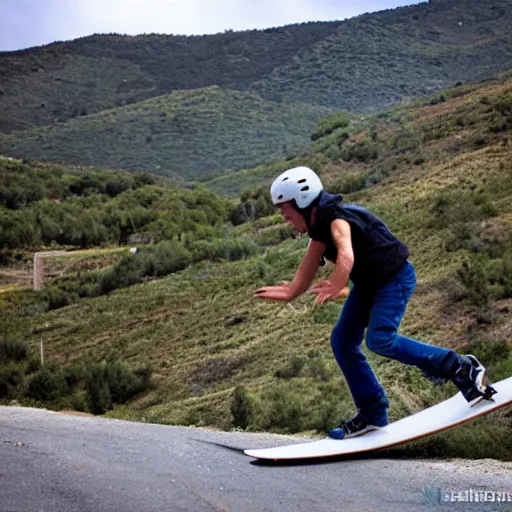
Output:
[244, 376, 512, 461]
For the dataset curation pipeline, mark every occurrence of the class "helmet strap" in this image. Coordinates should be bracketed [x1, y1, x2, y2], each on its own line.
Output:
[292, 197, 320, 230]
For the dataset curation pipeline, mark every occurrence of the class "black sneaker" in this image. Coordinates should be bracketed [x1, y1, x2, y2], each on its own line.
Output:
[451, 355, 497, 407]
[329, 410, 388, 440]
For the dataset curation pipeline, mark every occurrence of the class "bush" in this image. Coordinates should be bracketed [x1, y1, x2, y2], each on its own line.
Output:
[104, 361, 151, 403]
[0, 339, 28, 363]
[190, 237, 261, 262]
[105, 180, 130, 198]
[42, 286, 73, 310]
[340, 141, 378, 163]
[85, 361, 152, 414]
[231, 386, 253, 430]
[469, 339, 510, 367]
[275, 356, 307, 379]
[253, 225, 294, 247]
[263, 383, 305, 433]
[304, 357, 332, 382]
[329, 174, 366, 195]
[86, 365, 112, 414]
[487, 253, 512, 299]
[0, 363, 25, 398]
[230, 187, 275, 225]
[456, 256, 493, 323]
[429, 190, 498, 230]
[26, 364, 69, 401]
[99, 243, 193, 294]
[444, 223, 484, 253]
[311, 113, 350, 140]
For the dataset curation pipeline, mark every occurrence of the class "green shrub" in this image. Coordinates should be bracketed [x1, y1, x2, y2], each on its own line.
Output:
[263, 382, 305, 433]
[86, 365, 112, 414]
[311, 113, 351, 141]
[0, 339, 28, 363]
[85, 360, 152, 414]
[341, 141, 378, 163]
[105, 180, 130, 198]
[275, 356, 307, 379]
[190, 237, 261, 262]
[469, 339, 510, 367]
[253, 225, 294, 246]
[65, 360, 89, 388]
[42, 286, 73, 310]
[304, 357, 332, 382]
[429, 190, 497, 230]
[456, 256, 489, 307]
[104, 361, 152, 403]
[487, 253, 512, 299]
[0, 363, 25, 398]
[230, 187, 275, 225]
[456, 256, 493, 323]
[231, 386, 253, 429]
[99, 244, 193, 294]
[429, 94, 446, 105]
[444, 223, 484, 253]
[310, 302, 341, 324]
[26, 364, 69, 401]
[329, 174, 366, 195]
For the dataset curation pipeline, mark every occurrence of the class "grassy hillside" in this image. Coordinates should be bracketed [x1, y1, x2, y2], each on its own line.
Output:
[0, 87, 332, 180]
[208, 73, 512, 196]
[2, 0, 512, 135]
[1, 0, 511, 179]
[1, 75, 512, 459]
[0, 22, 342, 132]
[251, 0, 512, 111]
[0, 155, 237, 265]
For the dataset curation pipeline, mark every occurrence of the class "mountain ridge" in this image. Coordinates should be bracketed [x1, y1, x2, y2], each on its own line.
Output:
[1, 0, 511, 178]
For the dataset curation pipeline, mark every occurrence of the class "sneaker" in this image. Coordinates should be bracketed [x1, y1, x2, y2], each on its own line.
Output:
[451, 354, 497, 407]
[329, 410, 388, 440]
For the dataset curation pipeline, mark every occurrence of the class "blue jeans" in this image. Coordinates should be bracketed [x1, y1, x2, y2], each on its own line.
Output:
[330, 261, 457, 414]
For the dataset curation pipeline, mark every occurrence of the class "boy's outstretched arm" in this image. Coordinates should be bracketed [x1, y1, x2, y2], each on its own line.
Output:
[255, 239, 326, 301]
[310, 219, 353, 305]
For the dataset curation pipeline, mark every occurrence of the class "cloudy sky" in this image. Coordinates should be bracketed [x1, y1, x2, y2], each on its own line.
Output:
[1, 0, 422, 52]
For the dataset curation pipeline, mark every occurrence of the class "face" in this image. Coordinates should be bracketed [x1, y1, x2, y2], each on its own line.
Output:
[278, 202, 308, 233]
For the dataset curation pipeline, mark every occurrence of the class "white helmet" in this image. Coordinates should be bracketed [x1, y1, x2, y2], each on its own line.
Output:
[270, 166, 323, 209]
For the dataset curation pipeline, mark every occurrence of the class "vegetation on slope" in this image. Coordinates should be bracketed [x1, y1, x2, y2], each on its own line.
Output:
[0, 22, 342, 131]
[251, 0, 512, 110]
[0, 88, 332, 179]
[210, 73, 512, 199]
[1, 75, 512, 459]
[2, 0, 512, 134]
[1, 0, 512, 179]
[0, 156, 233, 256]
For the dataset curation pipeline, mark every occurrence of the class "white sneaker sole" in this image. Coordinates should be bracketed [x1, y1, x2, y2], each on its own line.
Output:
[343, 424, 384, 439]
[466, 355, 497, 407]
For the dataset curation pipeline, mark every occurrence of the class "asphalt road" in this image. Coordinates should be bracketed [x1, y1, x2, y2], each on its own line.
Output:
[1, 406, 511, 512]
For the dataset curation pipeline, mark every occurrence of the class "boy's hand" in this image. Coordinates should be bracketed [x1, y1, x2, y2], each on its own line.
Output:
[309, 280, 349, 305]
[254, 281, 292, 302]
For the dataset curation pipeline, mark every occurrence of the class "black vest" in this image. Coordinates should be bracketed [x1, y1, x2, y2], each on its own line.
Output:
[308, 191, 409, 290]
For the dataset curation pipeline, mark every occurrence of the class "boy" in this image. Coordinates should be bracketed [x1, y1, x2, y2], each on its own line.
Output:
[255, 166, 495, 440]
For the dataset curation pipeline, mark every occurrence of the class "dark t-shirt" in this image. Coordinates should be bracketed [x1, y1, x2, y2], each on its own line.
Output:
[308, 191, 409, 290]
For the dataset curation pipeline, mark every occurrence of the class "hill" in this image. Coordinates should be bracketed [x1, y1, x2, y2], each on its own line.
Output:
[1, 75, 511, 459]
[208, 73, 512, 196]
[1, 0, 512, 134]
[250, 0, 512, 111]
[0, 22, 342, 132]
[0, 155, 234, 257]
[1, 0, 512, 178]
[0, 87, 332, 180]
